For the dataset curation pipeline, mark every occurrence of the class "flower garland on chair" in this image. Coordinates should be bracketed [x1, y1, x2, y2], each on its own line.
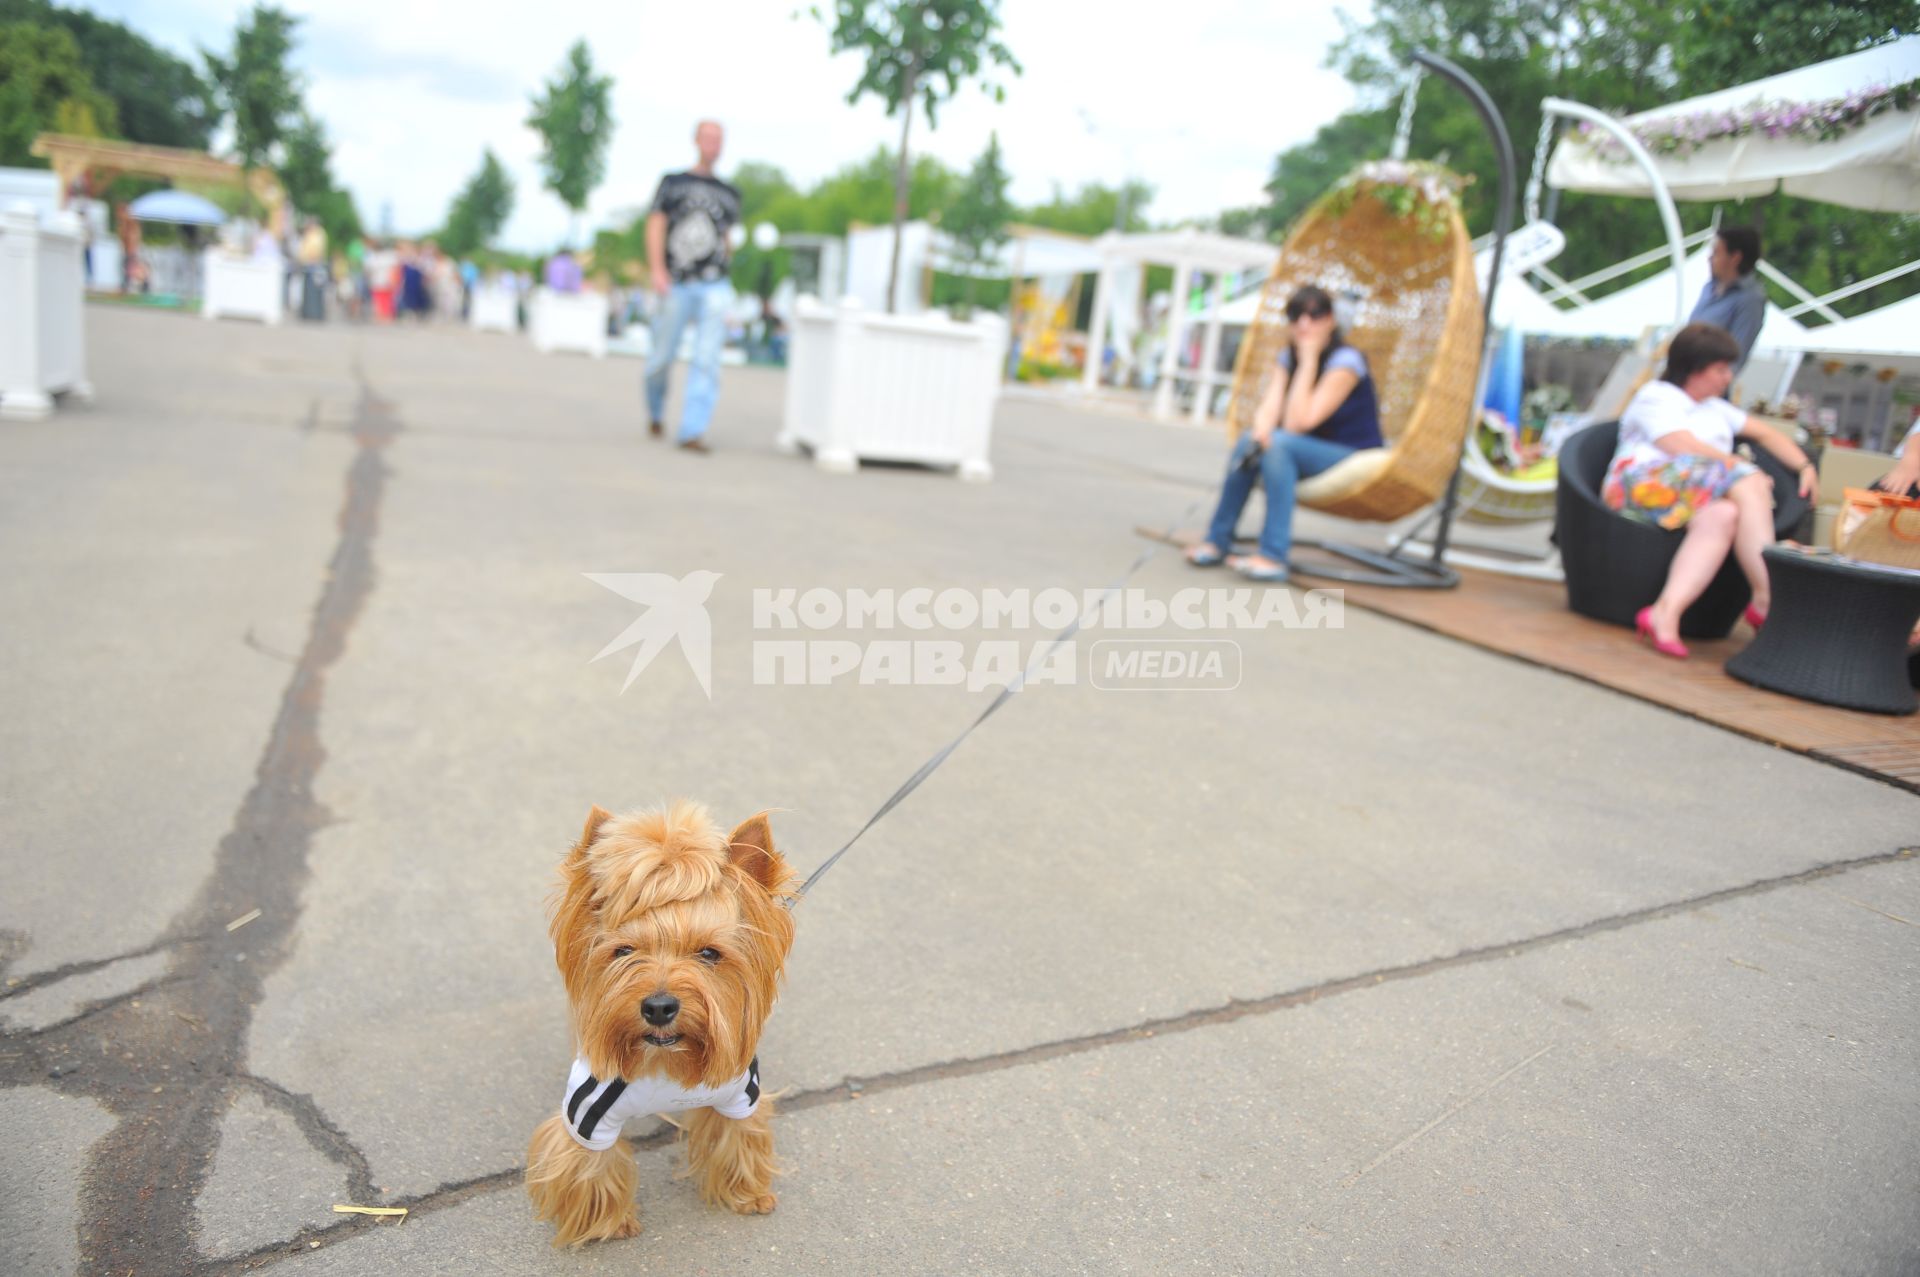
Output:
[1319, 160, 1466, 242]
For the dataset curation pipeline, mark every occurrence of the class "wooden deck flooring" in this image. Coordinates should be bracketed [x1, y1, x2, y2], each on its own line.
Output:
[1148, 529, 1920, 794]
[1338, 567, 1920, 793]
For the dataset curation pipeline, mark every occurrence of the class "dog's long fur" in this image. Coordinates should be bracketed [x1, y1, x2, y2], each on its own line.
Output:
[527, 802, 796, 1245]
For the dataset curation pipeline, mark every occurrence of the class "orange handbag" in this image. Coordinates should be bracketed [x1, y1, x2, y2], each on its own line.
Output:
[1832, 486, 1920, 570]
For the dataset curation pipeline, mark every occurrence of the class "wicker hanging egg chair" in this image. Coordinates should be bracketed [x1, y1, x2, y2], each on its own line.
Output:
[1224, 164, 1484, 526]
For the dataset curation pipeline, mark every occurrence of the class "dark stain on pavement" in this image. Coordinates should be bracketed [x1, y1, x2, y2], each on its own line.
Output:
[0, 366, 397, 1274]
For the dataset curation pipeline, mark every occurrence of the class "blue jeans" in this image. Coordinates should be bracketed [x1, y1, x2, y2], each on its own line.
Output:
[644, 279, 732, 441]
[1204, 432, 1357, 563]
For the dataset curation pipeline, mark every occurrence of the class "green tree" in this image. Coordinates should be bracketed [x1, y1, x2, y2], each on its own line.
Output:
[0, 0, 215, 149]
[526, 39, 614, 244]
[1671, 1, 1920, 315]
[815, 0, 1020, 310]
[278, 111, 362, 244]
[203, 3, 303, 170]
[942, 131, 1012, 315]
[277, 111, 332, 214]
[1022, 179, 1154, 236]
[1674, 1, 1919, 88]
[726, 161, 802, 300]
[806, 146, 960, 234]
[1257, 0, 1920, 313]
[0, 22, 117, 166]
[441, 148, 515, 257]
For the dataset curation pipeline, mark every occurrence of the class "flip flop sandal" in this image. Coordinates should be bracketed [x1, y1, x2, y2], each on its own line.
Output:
[1235, 562, 1291, 584]
[1186, 547, 1226, 567]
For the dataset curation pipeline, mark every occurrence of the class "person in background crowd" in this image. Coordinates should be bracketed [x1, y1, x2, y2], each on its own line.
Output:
[116, 202, 144, 293]
[1689, 225, 1766, 372]
[296, 218, 330, 322]
[398, 240, 431, 320]
[545, 248, 584, 294]
[366, 238, 398, 322]
[429, 241, 461, 322]
[344, 233, 368, 322]
[459, 256, 480, 320]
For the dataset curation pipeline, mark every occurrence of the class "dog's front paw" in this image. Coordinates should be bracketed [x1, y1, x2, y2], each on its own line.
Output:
[606, 1214, 645, 1239]
[728, 1192, 777, 1215]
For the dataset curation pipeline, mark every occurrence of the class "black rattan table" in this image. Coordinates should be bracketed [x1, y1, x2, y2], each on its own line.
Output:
[1726, 546, 1920, 715]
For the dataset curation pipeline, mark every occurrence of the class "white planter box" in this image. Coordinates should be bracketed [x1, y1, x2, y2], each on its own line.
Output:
[470, 284, 518, 333]
[88, 239, 123, 291]
[202, 252, 284, 325]
[527, 288, 608, 358]
[0, 203, 90, 419]
[778, 297, 1006, 480]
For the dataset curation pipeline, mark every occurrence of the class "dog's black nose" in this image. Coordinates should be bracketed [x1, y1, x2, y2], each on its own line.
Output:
[641, 993, 680, 1027]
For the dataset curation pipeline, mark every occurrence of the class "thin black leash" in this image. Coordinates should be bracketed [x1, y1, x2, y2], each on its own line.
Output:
[792, 499, 1204, 902]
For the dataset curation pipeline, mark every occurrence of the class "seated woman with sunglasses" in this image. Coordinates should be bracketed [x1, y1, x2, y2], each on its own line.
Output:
[1184, 285, 1383, 583]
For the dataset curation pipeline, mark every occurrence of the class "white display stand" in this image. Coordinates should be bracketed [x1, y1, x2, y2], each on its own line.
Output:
[201, 251, 284, 325]
[0, 203, 90, 419]
[778, 297, 1006, 481]
[469, 284, 518, 333]
[527, 288, 608, 358]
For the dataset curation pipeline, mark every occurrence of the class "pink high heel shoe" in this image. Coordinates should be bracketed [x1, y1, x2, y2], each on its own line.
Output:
[1743, 604, 1767, 630]
[1635, 607, 1689, 659]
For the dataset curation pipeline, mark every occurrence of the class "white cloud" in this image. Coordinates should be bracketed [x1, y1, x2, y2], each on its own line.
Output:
[87, 0, 1367, 250]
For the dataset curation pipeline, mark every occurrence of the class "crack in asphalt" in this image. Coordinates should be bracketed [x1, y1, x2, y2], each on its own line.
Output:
[0, 937, 204, 1003]
[0, 359, 396, 1276]
[200, 843, 1915, 1272]
[237, 1074, 379, 1203]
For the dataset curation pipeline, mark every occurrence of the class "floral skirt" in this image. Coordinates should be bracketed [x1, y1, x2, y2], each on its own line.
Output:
[1603, 453, 1760, 530]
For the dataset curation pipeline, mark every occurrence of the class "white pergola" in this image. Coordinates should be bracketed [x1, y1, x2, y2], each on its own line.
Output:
[1081, 228, 1279, 423]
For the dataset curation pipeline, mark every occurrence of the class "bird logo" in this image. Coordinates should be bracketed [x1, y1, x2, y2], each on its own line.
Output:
[585, 571, 721, 698]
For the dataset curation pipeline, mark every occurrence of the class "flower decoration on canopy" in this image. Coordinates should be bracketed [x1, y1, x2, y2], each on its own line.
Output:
[1578, 78, 1920, 161]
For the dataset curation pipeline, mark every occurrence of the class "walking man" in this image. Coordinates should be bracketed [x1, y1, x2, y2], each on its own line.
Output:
[644, 120, 741, 453]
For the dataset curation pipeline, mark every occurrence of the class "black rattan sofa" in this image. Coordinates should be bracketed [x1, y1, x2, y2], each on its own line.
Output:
[1557, 421, 1813, 639]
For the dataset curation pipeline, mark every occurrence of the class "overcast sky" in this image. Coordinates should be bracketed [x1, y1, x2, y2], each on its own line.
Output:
[90, 0, 1367, 251]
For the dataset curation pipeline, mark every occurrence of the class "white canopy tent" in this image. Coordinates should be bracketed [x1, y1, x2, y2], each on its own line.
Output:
[1472, 250, 1587, 334]
[1194, 255, 1566, 334]
[1548, 37, 1920, 213]
[1079, 228, 1279, 423]
[1547, 245, 1811, 348]
[1791, 290, 1920, 358]
[842, 222, 1107, 315]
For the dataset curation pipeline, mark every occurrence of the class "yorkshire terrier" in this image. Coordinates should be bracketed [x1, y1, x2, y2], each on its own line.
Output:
[527, 801, 797, 1245]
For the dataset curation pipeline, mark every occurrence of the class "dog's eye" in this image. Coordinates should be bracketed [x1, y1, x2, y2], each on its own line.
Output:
[611, 945, 633, 960]
[696, 947, 721, 965]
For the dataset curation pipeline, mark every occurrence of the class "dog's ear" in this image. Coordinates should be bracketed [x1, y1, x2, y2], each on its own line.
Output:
[549, 806, 613, 978]
[577, 805, 613, 853]
[725, 812, 783, 889]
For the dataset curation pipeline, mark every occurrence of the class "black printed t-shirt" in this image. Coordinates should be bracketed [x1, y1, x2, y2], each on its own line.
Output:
[651, 171, 742, 283]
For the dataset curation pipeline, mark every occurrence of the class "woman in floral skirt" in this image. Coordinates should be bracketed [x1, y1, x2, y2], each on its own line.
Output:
[1605, 322, 1817, 658]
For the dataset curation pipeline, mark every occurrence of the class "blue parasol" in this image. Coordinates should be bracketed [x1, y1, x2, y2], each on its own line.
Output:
[127, 190, 228, 226]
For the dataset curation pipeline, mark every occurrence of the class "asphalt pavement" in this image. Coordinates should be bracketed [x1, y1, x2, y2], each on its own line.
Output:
[1, 306, 1914, 1276]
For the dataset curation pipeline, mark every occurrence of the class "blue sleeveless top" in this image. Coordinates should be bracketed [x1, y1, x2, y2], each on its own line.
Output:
[1277, 346, 1384, 450]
